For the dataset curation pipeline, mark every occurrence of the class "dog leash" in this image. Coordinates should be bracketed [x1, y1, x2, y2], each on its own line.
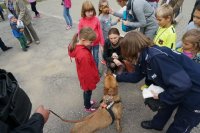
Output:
[49, 109, 94, 123]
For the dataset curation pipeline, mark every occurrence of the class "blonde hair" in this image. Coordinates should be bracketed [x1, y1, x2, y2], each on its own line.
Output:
[182, 29, 200, 53]
[98, 0, 109, 15]
[81, 0, 96, 17]
[69, 27, 96, 51]
[120, 31, 154, 64]
[156, 4, 173, 21]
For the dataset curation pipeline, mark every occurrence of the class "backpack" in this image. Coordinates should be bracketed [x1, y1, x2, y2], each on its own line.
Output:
[0, 69, 32, 129]
[122, 0, 137, 32]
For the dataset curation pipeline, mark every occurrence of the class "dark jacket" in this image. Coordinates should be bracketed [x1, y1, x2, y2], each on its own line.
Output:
[116, 45, 200, 109]
[103, 38, 123, 65]
[0, 113, 44, 133]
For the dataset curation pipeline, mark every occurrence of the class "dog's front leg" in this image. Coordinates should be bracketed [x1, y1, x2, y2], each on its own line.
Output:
[115, 119, 122, 133]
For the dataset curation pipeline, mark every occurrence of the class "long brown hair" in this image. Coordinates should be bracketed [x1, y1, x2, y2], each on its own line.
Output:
[69, 27, 96, 51]
[81, 0, 96, 17]
[120, 31, 154, 63]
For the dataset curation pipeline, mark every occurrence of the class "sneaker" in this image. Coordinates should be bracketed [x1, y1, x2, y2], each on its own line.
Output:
[66, 25, 71, 30]
[22, 48, 27, 52]
[25, 45, 30, 48]
[90, 100, 96, 106]
[85, 107, 97, 113]
[35, 41, 40, 44]
[140, 84, 149, 91]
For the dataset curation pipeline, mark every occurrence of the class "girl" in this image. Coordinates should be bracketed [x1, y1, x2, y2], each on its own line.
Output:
[103, 28, 124, 74]
[177, 29, 200, 63]
[116, 31, 200, 133]
[78, 0, 104, 69]
[98, 0, 119, 40]
[63, 0, 73, 30]
[68, 27, 100, 112]
[27, 0, 40, 18]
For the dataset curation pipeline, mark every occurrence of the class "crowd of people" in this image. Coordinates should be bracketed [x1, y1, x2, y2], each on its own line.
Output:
[1, 0, 200, 133]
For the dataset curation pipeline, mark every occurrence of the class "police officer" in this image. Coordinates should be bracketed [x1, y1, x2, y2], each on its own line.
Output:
[116, 31, 200, 133]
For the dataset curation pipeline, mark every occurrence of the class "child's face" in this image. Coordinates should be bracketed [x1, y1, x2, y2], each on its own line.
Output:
[183, 40, 194, 51]
[100, 2, 109, 14]
[193, 10, 200, 27]
[156, 16, 171, 28]
[11, 17, 17, 23]
[85, 10, 94, 18]
[82, 39, 93, 46]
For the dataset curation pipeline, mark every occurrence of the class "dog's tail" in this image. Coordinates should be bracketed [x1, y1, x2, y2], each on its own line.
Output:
[49, 110, 95, 123]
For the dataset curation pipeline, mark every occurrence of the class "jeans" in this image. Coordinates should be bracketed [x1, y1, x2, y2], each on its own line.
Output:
[83, 90, 92, 109]
[91, 45, 99, 69]
[63, 7, 72, 26]
[30, 1, 39, 16]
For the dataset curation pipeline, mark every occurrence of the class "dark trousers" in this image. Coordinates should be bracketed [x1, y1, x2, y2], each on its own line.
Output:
[30, 1, 39, 16]
[0, 38, 8, 51]
[8, 9, 17, 18]
[0, 10, 4, 20]
[83, 90, 92, 109]
[151, 104, 200, 133]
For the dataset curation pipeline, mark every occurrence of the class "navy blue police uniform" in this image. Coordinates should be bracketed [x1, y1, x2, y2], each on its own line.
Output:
[116, 45, 200, 133]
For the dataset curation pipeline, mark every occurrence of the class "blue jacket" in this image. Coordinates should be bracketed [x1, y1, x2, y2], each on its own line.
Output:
[10, 22, 23, 38]
[116, 45, 200, 109]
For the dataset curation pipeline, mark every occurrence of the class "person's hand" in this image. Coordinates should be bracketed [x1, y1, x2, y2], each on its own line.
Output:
[113, 59, 122, 66]
[151, 90, 159, 99]
[116, 17, 121, 22]
[35, 105, 50, 123]
[20, 29, 24, 32]
[122, 20, 129, 26]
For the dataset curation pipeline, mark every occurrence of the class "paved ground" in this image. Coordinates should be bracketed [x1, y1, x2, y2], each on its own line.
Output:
[0, 0, 199, 133]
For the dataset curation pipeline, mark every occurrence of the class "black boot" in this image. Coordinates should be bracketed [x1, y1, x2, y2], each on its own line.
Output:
[141, 121, 162, 131]
[3, 47, 12, 51]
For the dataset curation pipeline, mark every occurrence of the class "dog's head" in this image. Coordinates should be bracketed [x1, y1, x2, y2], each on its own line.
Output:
[104, 71, 118, 96]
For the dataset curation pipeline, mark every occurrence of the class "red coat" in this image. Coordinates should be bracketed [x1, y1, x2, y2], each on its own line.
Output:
[68, 45, 100, 91]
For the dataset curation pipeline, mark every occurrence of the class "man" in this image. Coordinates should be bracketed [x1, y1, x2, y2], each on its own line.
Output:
[12, 0, 40, 44]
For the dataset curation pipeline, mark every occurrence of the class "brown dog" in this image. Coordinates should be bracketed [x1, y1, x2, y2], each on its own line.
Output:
[70, 72, 122, 133]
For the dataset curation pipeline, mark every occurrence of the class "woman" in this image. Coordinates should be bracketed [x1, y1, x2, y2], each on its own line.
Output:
[116, 31, 200, 133]
[110, 0, 158, 40]
[27, 0, 40, 18]
[63, 0, 73, 30]
[103, 28, 124, 74]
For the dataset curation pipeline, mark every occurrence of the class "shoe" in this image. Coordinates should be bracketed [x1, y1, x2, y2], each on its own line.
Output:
[22, 48, 27, 52]
[27, 41, 32, 45]
[35, 41, 40, 44]
[85, 107, 97, 113]
[140, 84, 149, 91]
[3, 47, 12, 51]
[90, 100, 96, 106]
[25, 45, 30, 48]
[141, 121, 162, 131]
[66, 25, 71, 30]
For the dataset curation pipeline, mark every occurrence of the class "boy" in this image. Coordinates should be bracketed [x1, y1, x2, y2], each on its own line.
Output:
[154, 4, 176, 50]
[8, 14, 29, 51]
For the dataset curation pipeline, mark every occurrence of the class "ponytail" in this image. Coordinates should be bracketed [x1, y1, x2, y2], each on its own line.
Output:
[69, 33, 78, 52]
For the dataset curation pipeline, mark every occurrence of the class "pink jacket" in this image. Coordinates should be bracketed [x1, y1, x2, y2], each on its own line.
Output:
[64, 0, 71, 8]
[78, 16, 104, 46]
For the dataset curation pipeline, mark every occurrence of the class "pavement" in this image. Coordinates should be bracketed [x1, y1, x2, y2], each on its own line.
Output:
[0, 0, 199, 133]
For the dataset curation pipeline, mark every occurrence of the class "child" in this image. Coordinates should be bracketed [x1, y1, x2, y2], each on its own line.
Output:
[8, 14, 29, 51]
[98, 0, 119, 40]
[78, 0, 104, 69]
[63, 0, 73, 30]
[68, 27, 100, 112]
[177, 29, 200, 63]
[27, 0, 40, 18]
[161, 0, 184, 23]
[154, 4, 176, 50]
